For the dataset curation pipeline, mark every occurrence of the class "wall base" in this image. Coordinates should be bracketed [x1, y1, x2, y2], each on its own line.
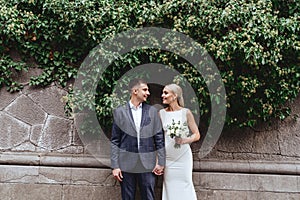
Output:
[0, 164, 299, 200]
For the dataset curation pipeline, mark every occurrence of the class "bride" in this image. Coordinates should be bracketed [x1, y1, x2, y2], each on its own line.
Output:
[159, 83, 200, 200]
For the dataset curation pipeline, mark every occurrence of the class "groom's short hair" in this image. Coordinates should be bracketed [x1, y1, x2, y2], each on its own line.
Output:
[128, 78, 147, 92]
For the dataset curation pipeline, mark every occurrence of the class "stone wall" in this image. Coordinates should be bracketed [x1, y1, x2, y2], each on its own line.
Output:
[0, 84, 83, 154]
[204, 94, 300, 162]
[0, 82, 300, 199]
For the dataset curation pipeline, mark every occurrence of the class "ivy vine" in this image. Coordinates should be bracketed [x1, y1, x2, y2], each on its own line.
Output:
[0, 0, 299, 129]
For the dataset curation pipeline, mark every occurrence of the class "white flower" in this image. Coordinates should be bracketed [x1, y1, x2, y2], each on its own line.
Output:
[167, 119, 188, 148]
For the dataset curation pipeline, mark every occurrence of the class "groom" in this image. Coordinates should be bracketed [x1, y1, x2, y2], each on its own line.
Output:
[111, 78, 165, 200]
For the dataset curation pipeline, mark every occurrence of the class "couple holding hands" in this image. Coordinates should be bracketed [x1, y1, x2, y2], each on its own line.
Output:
[111, 79, 200, 200]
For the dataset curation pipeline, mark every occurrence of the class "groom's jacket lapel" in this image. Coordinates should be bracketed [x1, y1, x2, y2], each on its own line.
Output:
[125, 102, 151, 132]
[125, 102, 137, 134]
[140, 103, 150, 131]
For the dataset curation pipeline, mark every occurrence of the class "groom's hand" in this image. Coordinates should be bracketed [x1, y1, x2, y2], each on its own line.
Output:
[112, 168, 123, 182]
[152, 165, 164, 176]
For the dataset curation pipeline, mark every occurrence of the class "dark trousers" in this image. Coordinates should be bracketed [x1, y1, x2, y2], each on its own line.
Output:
[120, 159, 156, 200]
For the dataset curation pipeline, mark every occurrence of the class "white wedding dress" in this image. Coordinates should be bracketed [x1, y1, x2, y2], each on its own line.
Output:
[159, 108, 197, 200]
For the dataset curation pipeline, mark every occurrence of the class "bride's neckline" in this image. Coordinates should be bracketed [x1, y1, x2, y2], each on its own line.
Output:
[164, 107, 183, 112]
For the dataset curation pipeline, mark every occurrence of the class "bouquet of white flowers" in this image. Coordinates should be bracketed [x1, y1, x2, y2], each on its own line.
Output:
[167, 119, 188, 148]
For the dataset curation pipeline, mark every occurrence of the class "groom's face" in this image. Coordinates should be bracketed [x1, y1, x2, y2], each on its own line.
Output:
[134, 83, 150, 102]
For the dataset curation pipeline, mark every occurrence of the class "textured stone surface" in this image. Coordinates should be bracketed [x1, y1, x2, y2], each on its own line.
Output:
[0, 183, 62, 200]
[278, 118, 300, 157]
[0, 87, 20, 111]
[252, 130, 280, 154]
[197, 189, 300, 200]
[2, 152, 299, 175]
[31, 115, 72, 150]
[195, 172, 300, 193]
[0, 112, 30, 149]
[0, 79, 300, 199]
[212, 128, 255, 153]
[1, 84, 299, 161]
[57, 145, 84, 154]
[63, 185, 121, 200]
[12, 141, 36, 151]
[0, 165, 298, 200]
[287, 95, 300, 118]
[4, 95, 47, 125]
[0, 165, 39, 183]
[0, 86, 81, 153]
[30, 124, 43, 145]
[12, 67, 43, 85]
[28, 86, 67, 117]
[39, 166, 72, 184]
[0, 153, 40, 165]
[71, 168, 112, 185]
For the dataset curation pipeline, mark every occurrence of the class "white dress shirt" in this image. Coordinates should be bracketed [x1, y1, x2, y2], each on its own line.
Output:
[129, 101, 142, 148]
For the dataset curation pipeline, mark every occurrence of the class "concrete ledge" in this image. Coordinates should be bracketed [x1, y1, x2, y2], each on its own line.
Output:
[194, 172, 300, 193]
[0, 152, 109, 168]
[197, 189, 300, 200]
[0, 165, 299, 200]
[195, 159, 300, 175]
[1, 152, 300, 175]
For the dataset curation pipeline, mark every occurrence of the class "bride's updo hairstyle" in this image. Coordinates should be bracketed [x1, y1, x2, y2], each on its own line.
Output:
[165, 83, 185, 107]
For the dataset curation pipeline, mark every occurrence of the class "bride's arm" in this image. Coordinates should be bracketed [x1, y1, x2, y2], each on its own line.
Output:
[185, 109, 200, 143]
[175, 108, 200, 145]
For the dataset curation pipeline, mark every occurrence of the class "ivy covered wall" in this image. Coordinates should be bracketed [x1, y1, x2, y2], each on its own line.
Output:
[0, 0, 299, 129]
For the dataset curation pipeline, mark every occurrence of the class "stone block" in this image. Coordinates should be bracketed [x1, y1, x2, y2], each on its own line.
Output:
[214, 128, 255, 153]
[72, 129, 84, 146]
[39, 154, 72, 166]
[0, 165, 39, 183]
[39, 166, 72, 184]
[12, 141, 37, 151]
[63, 185, 121, 200]
[0, 183, 62, 200]
[4, 95, 47, 125]
[0, 112, 30, 149]
[69, 155, 104, 167]
[250, 174, 299, 193]
[0, 162, 298, 199]
[201, 147, 233, 160]
[12, 67, 43, 85]
[30, 124, 44, 146]
[57, 145, 84, 154]
[70, 168, 113, 185]
[0, 87, 20, 111]
[31, 115, 72, 150]
[0, 152, 40, 165]
[278, 118, 300, 157]
[197, 172, 300, 193]
[252, 130, 280, 154]
[196, 189, 300, 200]
[28, 86, 67, 117]
[287, 94, 300, 117]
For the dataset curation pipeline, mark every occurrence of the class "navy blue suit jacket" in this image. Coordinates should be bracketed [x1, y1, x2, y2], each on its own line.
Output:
[111, 102, 165, 172]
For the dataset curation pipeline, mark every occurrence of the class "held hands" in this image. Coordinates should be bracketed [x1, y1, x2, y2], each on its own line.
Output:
[152, 164, 164, 176]
[113, 165, 164, 181]
[112, 168, 123, 182]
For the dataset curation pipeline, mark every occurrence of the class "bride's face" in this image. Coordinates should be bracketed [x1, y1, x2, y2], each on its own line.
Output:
[161, 87, 176, 105]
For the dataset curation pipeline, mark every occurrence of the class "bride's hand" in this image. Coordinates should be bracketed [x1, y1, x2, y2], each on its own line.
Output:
[175, 134, 197, 144]
[175, 137, 187, 144]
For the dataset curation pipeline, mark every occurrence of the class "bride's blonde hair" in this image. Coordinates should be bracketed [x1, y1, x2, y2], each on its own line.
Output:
[165, 83, 184, 107]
